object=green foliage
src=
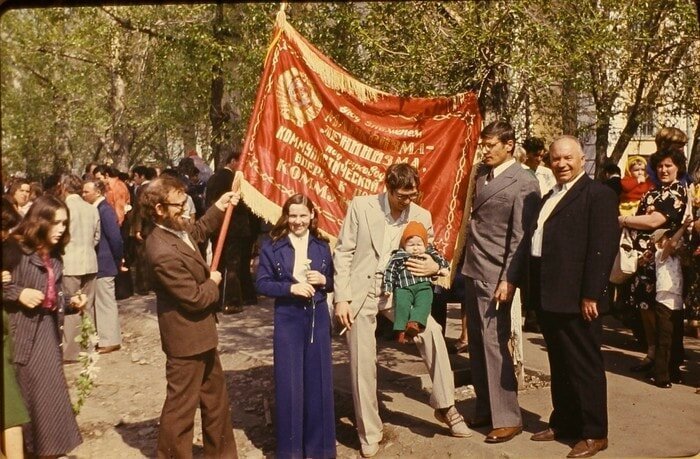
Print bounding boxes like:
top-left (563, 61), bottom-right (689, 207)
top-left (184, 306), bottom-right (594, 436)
top-left (1, 1), bottom-right (698, 178)
top-left (72, 312), bottom-right (99, 415)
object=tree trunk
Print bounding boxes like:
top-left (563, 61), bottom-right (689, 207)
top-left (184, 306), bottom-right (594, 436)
top-left (561, 77), bottom-right (578, 135)
top-left (209, 4), bottom-right (231, 169)
top-left (594, 120), bottom-right (611, 179)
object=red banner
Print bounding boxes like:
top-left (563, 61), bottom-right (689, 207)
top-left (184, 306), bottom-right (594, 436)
top-left (240, 12), bottom-right (481, 272)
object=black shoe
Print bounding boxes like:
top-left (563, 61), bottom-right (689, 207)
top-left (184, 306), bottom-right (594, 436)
top-left (222, 305), bottom-right (244, 315)
top-left (648, 376), bottom-right (672, 388)
top-left (631, 359), bottom-right (654, 372)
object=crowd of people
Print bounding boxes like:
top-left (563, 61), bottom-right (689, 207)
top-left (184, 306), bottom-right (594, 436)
top-left (2, 123), bottom-right (699, 458)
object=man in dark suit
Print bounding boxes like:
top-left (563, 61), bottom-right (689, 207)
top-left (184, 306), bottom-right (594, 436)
top-left (528, 136), bottom-right (619, 458)
top-left (142, 175), bottom-right (239, 458)
top-left (82, 179), bottom-right (123, 354)
top-left (206, 149), bottom-right (261, 313)
top-left (461, 121), bottom-right (541, 443)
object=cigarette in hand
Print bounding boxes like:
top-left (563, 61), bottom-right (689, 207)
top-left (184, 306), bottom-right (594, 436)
top-left (495, 300), bottom-right (500, 311)
top-left (339, 327), bottom-right (347, 336)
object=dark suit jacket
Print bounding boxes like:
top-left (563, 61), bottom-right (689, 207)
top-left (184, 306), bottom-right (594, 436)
top-left (144, 205), bottom-right (224, 357)
top-left (530, 175), bottom-right (620, 314)
top-left (96, 199), bottom-right (123, 278)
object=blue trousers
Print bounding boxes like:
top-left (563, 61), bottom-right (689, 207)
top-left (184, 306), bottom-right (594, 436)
top-left (274, 301), bottom-right (336, 459)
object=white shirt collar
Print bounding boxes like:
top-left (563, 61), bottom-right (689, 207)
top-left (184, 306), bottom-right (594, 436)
top-left (491, 158), bottom-right (516, 179)
top-left (92, 196), bottom-right (106, 207)
top-left (382, 192), bottom-right (409, 224)
top-left (556, 170), bottom-right (586, 192)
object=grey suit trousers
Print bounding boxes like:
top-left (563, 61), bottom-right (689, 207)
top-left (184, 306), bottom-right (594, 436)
top-left (95, 276), bottom-right (122, 347)
top-left (464, 277), bottom-right (521, 427)
top-left (62, 273), bottom-right (97, 360)
top-left (347, 275), bottom-right (455, 447)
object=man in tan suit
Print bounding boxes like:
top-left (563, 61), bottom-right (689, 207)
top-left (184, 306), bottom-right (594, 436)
top-left (142, 175), bottom-right (239, 458)
top-left (334, 163), bottom-right (471, 458)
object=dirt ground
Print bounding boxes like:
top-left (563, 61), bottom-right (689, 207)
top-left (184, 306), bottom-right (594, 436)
top-left (66, 293), bottom-right (486, 458)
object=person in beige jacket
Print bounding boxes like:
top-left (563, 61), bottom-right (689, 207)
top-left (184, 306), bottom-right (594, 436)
top-left (334, 163), bottom-right (471, 458)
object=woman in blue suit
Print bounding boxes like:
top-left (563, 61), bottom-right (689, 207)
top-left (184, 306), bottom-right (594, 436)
top-left (256, 194), bottom-right (336, 459)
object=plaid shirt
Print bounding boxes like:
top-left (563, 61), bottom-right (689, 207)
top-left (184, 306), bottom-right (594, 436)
top-left (381, 245), bottom-right (449, 293)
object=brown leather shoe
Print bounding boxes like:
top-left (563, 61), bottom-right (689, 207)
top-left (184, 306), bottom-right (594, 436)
top-left (466, 416), bottom-right (492, 428)
top-left (97, 344), bottom-right (121, 354)
top-left (567, 439), bottom-right (608, 458)
top-left (531, 427), bottom-right (556, 441)
top-left (484, 426), bottom-right (523, 443)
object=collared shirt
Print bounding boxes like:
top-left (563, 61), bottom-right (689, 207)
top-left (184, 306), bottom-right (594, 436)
top-left (155, 223), bottom-right (196, 252)
top-left (92, 196), bottom-right (106, 208)
top-left (377, 193), bottom-right (409, 273)
top-left (531, 171), bottom-right (586, 257)
top-left (485, 158), bottom-right (516, 185)
top-left (288, 230), bottom-right (310, 283)
top-left (534, 165), bottom-right (557, 195)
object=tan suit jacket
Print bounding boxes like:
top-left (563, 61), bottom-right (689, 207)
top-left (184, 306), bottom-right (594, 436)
top-left (334, 193), bottom-right (433, 313)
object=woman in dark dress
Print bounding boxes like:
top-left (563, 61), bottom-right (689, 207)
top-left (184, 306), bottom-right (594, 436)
top-left (3, 195), bottom-right (85, 457)
top-left (620, 149), bottom-right (687, 387)
top-left (256, 194), bottom-right (336, 459)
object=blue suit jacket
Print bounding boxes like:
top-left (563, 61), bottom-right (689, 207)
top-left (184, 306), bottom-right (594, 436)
top-left (256, 234), bottom-right (334, 307)
top-left (96, 199), bottom-right (123, 278)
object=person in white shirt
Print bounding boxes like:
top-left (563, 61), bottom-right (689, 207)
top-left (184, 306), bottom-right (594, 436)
top-left (523, 136), bottom-right (556, 195)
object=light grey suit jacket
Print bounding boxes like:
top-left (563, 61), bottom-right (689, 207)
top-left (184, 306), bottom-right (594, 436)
top-left (63, 193), bottom-right (101, 276)
top-left (461, 162), bottom-right (540, 286)
top-left (334, 193), bottom-right (433, 314)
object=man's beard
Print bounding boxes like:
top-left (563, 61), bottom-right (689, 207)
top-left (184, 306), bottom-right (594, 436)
top-left (161, 214), bottom-right (188, 232)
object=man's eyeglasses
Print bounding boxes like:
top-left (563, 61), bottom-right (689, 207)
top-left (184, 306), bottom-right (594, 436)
top-left (392, 191), bottom-right (419, 202)
top-left (161, 200), bottom-right (187, 210)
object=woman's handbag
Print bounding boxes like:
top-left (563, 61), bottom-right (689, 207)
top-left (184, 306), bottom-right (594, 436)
top-left (610, 228), bottom-right (638, 284)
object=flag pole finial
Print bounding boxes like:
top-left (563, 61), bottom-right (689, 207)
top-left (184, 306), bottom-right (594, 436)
top-left (276, 2), bottom-right (288, 25)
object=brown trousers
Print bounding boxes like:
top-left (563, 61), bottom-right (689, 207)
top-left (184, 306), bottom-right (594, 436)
top-left (157, 349), bottom-right (237, 459)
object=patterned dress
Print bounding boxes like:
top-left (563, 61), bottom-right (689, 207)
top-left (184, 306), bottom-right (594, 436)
top-left (628, 182), bottom-right (687, 311)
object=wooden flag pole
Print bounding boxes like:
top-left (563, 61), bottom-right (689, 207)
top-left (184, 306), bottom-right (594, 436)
top-left (210, 171), bottom-right (243, 272)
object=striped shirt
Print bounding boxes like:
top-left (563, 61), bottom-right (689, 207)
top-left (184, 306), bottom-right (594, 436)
top-left (381, 245), bottom-right (449, 293)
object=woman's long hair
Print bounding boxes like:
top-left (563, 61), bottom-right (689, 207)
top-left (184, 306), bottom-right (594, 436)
top-left (11, 195), bottom-right (70, 256)
top-left (269, 194), bottom-right (327, 242)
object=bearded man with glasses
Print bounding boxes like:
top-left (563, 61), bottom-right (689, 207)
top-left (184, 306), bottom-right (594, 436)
top-left (140, 175), bottom-right (240, 458)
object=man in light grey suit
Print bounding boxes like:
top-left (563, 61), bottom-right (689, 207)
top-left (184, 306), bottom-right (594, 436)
top-left (461, 121), bottom-right (540, 443)
top-left (59, 174), bottom-right (101, 362)
top-left (334, 163), bottom-right (471, 458)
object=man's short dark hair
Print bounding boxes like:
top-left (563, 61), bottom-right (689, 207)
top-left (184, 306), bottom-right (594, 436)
top-left (224, 149), bottom-right (241, 167)
top-left (481, 121), bottom-right (515, 144)
top-left (385, 163), bottom-right (420, 191)
top-left (602, 162), bottom-right (621, 176)
top-left (93, 164), bottom-right (117, 178)
top-left (133, 165), bottom-right (157, 181)
top-left (522, 137), bottom-right (545, 155)
top-left (60, 174), bottom-right (84, 195)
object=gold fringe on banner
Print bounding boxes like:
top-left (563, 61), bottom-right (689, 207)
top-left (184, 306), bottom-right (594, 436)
top-left (274, 10), bottom-right (388, 104)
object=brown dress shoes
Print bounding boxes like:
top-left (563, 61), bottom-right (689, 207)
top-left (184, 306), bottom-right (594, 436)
top-left (97, 344), bottom-right (121, 354)
top-left (530, 427), bottom-right (557, 441)
top-left (567, 438), bottom-right (608, 458)
top-left (484, 425), bottom-right (523, 443)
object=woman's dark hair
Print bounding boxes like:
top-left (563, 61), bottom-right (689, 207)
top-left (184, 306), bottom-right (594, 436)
top-left (11, 195), bottom-right (70, 256)
top-left (269, 194), bottom-right (327, 242)
top-left (2, 196), bottom-right (22, 231)
top-left (384, 163), bottom-right (420, 192)
top-left (650, 149), bottom-right (687, 179)
top-left (7, 178), bottom-right (29, 205)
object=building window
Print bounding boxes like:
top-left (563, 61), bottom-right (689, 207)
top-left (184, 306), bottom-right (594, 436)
top-left (639, 115), bottom-right (656, 137)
